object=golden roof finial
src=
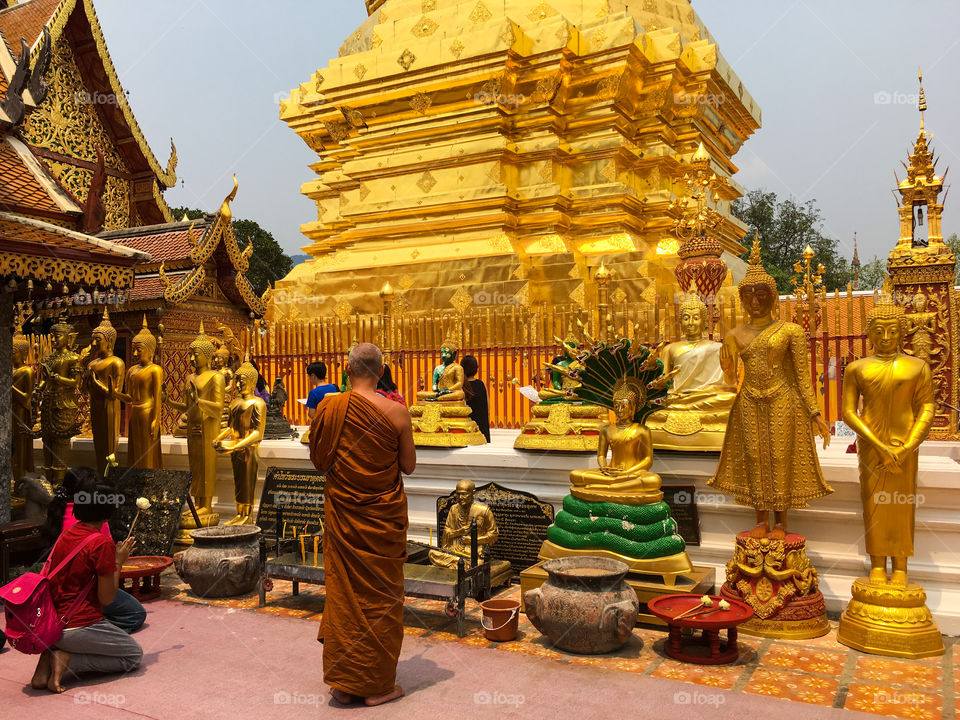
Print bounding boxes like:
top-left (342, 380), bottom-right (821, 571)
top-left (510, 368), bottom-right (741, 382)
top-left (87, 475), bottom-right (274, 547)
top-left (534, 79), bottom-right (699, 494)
top-left (918, 67), bottom-right (926, 132)
top-left (691, 141), bottom-right (709, 164)
top-left (748, 229), bottom-right (762, 266)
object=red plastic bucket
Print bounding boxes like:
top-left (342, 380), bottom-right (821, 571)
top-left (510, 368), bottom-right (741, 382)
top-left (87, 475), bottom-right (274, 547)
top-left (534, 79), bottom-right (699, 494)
top-left (479, 598), bottom-right (520, 642)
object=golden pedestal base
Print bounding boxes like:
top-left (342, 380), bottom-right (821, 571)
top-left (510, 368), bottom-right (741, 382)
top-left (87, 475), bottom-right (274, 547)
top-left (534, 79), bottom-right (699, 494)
top-left (409, 401), bottom-right (486, 447)
top-left (569, 486), bottom-right (664, 506)
top-left (538, 540), bottom-right (693, 585)
top-left (647, 410), bottom-right (728, 452)
top-left (720, 532), bottom-right (830, 640)
top-left (838, 578), bottom-right (945, 659)
top-left (520, 561), bottom-right (715, 626)
top-left (513, 403), bottom-right (606, 452)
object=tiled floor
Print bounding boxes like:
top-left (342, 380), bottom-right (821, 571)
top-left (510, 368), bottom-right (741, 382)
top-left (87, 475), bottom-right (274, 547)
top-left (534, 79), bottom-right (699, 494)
top-left (160, 572), bottom-right (956, 719)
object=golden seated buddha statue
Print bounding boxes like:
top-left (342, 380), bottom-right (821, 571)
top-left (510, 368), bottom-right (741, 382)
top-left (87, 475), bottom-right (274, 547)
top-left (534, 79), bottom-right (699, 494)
top-left (410, 337), bottom-right (485, 447)
top-left (514, 330), bottom-right (607, 451)
top-left (646, 295), bottom-right (736, 451)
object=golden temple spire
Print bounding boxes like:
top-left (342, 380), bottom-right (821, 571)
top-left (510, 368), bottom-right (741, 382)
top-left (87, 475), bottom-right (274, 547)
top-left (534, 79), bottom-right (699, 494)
top-left (918, 67), bottom-right (926, 132)
top-left (748, 229), bottom-right (762, 266)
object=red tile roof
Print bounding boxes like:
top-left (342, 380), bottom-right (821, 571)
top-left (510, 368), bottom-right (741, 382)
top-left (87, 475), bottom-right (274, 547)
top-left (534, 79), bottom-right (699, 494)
top-left (104, 221), bottom-right (211, 263)
top-left (0, 0), bottom-right (60, 58)
top-left (0, 137), bottom-right (61, 213)
top-left (128, 272), bottom-right (187, 301)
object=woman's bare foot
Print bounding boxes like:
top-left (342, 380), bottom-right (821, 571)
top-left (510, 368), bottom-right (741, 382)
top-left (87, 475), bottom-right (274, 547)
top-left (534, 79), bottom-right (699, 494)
top-left (364, 685), bottom-right (404, 706)
top-left (30, 650), bottom-right (51, 689)
top-left (330, 688), bottom-right (359, 705)
top-left (46, 649), bottom-right (69, 693)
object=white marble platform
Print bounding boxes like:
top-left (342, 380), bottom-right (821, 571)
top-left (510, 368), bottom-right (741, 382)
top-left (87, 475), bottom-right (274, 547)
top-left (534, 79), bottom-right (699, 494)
top-left (55, 430), bottom-right (960, 634)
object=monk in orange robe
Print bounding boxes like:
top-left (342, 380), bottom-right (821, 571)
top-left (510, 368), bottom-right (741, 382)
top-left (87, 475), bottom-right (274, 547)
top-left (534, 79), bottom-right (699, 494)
top-left (309, 342), bottom-right (416, 707)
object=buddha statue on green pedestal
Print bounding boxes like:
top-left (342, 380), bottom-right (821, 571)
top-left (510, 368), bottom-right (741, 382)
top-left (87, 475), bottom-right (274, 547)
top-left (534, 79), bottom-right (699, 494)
top-left (514, 329), bottom-right (608, 451)
top-left (409, 337), bottom-right (485, 446)
top-left (646, 294), bottom-right (737, 451)
top-left (538, 339), bottom-right (694, 583)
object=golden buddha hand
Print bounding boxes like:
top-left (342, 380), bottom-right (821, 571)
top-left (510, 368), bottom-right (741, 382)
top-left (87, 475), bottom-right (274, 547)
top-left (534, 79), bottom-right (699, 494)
top-left (812, 414), bottom-right (831, 449)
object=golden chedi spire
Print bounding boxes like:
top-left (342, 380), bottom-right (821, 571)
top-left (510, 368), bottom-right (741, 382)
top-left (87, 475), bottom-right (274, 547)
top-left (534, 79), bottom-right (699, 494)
top-left (274, 0), bottom-right (761, 318)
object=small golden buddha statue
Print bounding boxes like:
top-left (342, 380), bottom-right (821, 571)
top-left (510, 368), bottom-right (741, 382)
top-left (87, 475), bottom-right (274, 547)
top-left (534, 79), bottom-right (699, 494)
top-left (569, 379), bottom-right (663, 505)
top-left (429, 479), bottom-right (499, 565)
top-left (38, 316), bottom-right (86, 484)
top-left (837, 300), bottom-right (944, 658)
top-left (708, 236), bottom-right (832, 539)
top-left (83, 309), bottom-right (125, 475)
top-left (646, 295), bottom-right (737, 451)
top-left (212, 343), bottom-right (235, 428)
top-left (417, 339), bottom-right (465, 402)
top-left (409, 337), bottom-right (485, 446)
top-left (12, 325), bottom-right (35, 482)
top-left (163, 322), bottom-right (225, 522)
top-left (116, 316), bottom-right (163, 469)
top-left (514, 329), bottom-right (608, 451)
top-left (214, 358), bottom-right (266, 526)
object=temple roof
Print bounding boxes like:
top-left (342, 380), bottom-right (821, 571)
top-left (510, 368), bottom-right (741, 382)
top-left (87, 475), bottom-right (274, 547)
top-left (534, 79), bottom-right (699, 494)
top-left (0, 133), bottom-right (79, 216)
top-left (0, 0), bottom-right (177, 224)
top-left (101, 218), bottom-right (214, 267)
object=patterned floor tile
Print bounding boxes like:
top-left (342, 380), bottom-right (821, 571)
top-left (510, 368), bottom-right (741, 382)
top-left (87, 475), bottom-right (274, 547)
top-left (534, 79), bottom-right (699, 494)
top-left (845, 683), bottom-right (943, 719)
top-left (652, 659), bottom-right (745, 689)
top-left (402, 626), bottom-right (429, 637)
top-left (457, 633), bottom-right (493, 648)
top-left (855, 657), bottom-right (943, 691)
top-left (761, 643), bottom-right (847, 674)
top-left (496, 639), bottom-right (566, 660)
top-left (744, 667), bottom-right (838, 706)
top-left (254, 605), bottom-right (314, 618)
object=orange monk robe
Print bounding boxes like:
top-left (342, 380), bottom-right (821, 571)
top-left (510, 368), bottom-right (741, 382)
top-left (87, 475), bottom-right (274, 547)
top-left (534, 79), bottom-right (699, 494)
top-left (309, 391), bottom-right (408, 698)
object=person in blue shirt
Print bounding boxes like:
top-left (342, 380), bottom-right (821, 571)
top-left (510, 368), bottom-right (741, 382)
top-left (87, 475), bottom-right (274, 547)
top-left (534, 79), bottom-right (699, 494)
top-left (306, 361), bottom-right (339, 420)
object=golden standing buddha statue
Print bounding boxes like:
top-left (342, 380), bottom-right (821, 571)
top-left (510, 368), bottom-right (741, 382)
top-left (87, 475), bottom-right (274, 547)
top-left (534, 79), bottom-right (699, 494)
top-left (12, 325), bottom-right (35, 482)
top-left (164, 322), bottom-right (225, 522)
top-left (212, 343), bottom-right (236, 428)
top-left (214, 358), bottom-right (266, 526)
top-left (116, 316), bottom-right (163, 469)
top-left (83, 310), bottom-right (125, 475)
top-left (647, 295), bottom-right (737, 451)
top-left (38, 316), bottom-right (86, 484)
top-left (409, 337), bottom-right (485, 446)
top-left (708, 237), bottom-right (832, 538)
top-left (837, 301), bottom-right (943, 658)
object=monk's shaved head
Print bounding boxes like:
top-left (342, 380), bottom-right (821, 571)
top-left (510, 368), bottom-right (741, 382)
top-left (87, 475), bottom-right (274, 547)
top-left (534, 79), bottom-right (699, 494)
top-left (348, 342), bottom-right (383, 379)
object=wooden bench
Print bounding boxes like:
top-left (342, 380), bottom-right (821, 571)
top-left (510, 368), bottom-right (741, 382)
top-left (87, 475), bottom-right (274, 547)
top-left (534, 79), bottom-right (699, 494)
top-left (258, 519), bottom-right (495, 637)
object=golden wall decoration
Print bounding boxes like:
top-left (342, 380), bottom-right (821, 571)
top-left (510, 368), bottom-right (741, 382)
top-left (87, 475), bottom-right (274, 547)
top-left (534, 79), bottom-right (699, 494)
top-left (0, 252), bottom-right (135, 288)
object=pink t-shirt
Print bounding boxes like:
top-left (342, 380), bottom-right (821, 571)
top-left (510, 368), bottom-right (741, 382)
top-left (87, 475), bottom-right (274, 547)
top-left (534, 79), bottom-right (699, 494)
top-left (63, 503), bottom-right (112, 538)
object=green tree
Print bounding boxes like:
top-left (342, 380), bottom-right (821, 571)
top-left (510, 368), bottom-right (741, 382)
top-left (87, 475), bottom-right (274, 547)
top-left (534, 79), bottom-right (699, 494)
top-left (947, 233), bottom-right (960, 286)
top-left (731, 190), bottom-right (852, 293)
top-left (170, 207), bottom-right (293, 295)
top-left (856, 257), bottom-right (886, 290)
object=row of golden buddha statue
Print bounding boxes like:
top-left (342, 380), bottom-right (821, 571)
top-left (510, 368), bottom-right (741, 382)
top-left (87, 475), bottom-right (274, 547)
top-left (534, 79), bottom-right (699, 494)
top-left (12, 313), bottom-right (267, 534)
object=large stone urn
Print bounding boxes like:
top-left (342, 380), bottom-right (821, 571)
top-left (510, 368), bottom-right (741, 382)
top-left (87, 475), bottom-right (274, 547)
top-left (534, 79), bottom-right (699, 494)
top-left (523, 556), bottom-right (638, 654)
top-left (173, 525), bottom-right (261, 598)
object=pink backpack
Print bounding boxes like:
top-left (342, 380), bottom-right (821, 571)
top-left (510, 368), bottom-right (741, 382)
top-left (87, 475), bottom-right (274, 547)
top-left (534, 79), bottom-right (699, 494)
top-left (0, 534), bottom-right (98, 654)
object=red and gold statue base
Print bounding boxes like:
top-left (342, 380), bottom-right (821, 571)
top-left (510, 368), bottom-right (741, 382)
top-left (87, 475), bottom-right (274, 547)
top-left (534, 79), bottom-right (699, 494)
top-left (720, 532), bottom-right (830, 639)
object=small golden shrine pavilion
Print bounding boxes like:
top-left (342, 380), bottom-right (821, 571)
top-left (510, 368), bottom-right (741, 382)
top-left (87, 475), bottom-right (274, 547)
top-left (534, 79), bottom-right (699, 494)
top-left (273, 0), bottom-right (761, 321)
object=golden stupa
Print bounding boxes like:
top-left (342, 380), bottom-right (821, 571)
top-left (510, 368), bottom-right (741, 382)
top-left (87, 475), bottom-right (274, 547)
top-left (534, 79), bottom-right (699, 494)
top-left (273, 0), bottom-right (761, 319)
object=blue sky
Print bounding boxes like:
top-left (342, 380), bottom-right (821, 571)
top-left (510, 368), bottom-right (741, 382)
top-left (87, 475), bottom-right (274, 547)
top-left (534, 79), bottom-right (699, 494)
top-left (95, 0), bottom-right (960, 266)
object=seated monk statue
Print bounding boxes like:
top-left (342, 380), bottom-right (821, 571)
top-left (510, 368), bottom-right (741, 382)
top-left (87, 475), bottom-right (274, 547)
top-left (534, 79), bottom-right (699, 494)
top-left (646, 294), bottom-right (737, 450)
top-left (416, 338), bottom-right (464, 402)
top-left (429, 479), bottom-right (499, 566)
top-left (569, 378), bottom-right (663, 505)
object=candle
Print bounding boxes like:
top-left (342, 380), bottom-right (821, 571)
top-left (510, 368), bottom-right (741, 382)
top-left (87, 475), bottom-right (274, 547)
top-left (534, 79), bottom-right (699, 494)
top-left (282, 521), bottom-right (287, 538)
top-left (293, 526), bottom-right (297, 539)
top-left (299, 535), bottom-right (306, 564)
top-left (313, 536), bottom-right (319, 567)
